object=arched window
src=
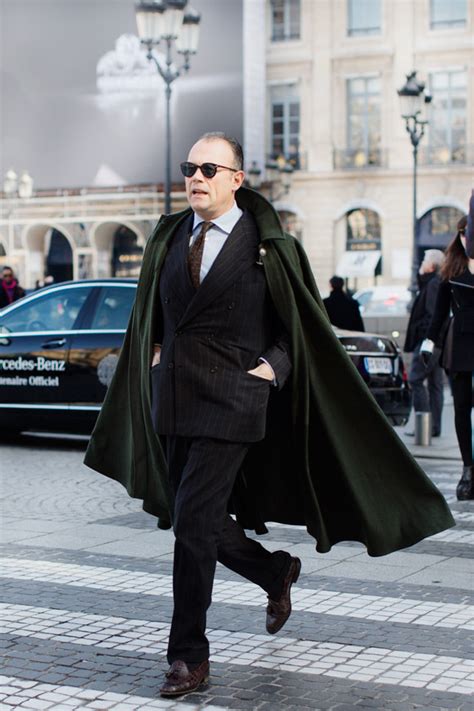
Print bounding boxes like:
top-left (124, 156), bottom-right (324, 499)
top-left (418, 207), bottom-right (464, 250)
top-left (112, 226), bottom-right (143, 277)
top-left (46, 229), bottom-right (73, 283)
top-left (337, 208), bottom-right (382, 280)
top-left (346, 208), bottom-right (381, 251)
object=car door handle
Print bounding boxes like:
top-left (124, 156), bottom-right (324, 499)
top-left (41, 338), bottom-right (66, 348)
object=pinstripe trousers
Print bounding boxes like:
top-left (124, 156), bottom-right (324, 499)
top-left (166, 435), bottom-right (292, 665)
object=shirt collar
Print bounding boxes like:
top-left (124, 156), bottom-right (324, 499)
top-left (192, 201), bottom-right (243, 235)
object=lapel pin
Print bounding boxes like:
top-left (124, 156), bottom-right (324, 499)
top-left (256, 245), bottom-right (266, 265)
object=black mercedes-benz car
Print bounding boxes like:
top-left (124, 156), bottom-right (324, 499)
top-left (334, 328), bottom-right (410, 426)
top-left (0, 279), bottom-right (410, 435)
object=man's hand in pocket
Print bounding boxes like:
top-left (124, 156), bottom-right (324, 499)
top-left (247, 362), bottom-right (274, 381)
top-left (151, 345), bottom-right (161, 368)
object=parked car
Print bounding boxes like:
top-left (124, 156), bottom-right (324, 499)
top-left (334, 328), bottom-right (411, 426)
top-left (0, 279), bottom-right (410, 435)
top-left (0, 279), bottom-right (136, 435)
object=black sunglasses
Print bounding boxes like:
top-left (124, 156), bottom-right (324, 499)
top-left (180, 161), bottom-right (239, 179)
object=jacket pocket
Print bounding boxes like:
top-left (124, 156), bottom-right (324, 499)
top-left (244, 370), bottom-right (272, 384)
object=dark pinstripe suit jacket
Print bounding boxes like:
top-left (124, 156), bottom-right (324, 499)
top-left (151, 210), bottom-right (291, 442)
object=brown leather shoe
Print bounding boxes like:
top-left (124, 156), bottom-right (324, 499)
top-left (160, 659), bottom-right (209, 697)
top-left (266, 556), bottom-right (301, 634)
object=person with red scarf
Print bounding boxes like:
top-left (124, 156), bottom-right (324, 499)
top-left (0, 266), bottom-right (25, 308)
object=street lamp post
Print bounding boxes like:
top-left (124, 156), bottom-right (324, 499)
top-left (397, 70), bottom-right (432, 299)
top-left (135, 1), bottom-right (201, 214)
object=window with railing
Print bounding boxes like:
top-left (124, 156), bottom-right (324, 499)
top-left (425, 70), bottom-right (467, 164)
top-left (338, 76), bottom-right (381, 168)
top-left (347, 0), bottom-right (381, 36)
top-left (271, 0), bottom-right (301, 41)
top-left (270, 84), bottom-right (301, 168)
top-left (430, 0), bottom-right (467, 29)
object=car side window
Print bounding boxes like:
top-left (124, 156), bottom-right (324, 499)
top-left (90, 286), bottom-right (135, 330)
top-left (0, 288), bottom-right (91, 333)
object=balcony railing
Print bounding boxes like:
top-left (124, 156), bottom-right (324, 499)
top-left (0, 187), bottom-right (165, 222)
top-left (271, 29), bottom-right (301, 41)
top-left (418, 144), bottom-right (473, 167)
top-left (267, 151), bottom-right (307, 171)
top-left (333, 147), bottom-right (387, 170)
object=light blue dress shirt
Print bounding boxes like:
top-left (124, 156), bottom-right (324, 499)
top-left (190, 202), bottom-right (276, 384)
top-left (190, 201), bottom-right (243, 283)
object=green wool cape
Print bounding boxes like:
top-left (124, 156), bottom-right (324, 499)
top-left (84, 187), bottom-right (455, 556)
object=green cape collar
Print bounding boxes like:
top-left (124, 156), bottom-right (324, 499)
top-left (157, 186), bottom-right (286, 242)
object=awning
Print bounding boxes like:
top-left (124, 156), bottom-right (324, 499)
top-left (336, 250), bottom-right (381, 278)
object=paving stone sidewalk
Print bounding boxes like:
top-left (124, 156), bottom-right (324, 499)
top-left (0, 406), bottom-right (472, 710)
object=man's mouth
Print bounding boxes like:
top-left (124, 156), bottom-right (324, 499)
top-left (191, 188), bottom-right (207, 196)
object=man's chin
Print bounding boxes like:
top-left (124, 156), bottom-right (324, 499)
top-left (190, 196), bottom-right (211, 213)
top-left (190, 196), bottom-right (207, 204)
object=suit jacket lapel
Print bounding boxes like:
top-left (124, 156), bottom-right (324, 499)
top-left (165, 214), bottom-right (195, 311)
top-left (178, 210), bottom-right (259, 328)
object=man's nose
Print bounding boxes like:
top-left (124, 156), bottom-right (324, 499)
top-left (192, 166), bottom-right (209, 180)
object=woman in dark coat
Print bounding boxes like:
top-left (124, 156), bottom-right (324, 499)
top-left (422, 215), bottom-right (474, 500)
top-left (0, 266), bottom-right (25, 308)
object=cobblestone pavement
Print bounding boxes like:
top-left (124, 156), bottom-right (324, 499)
top-left (0, 432), bottom-right (473, 710)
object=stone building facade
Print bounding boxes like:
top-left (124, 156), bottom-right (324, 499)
top-left (243, 0), bottom-right (473, 291)
top-left (2, 1), bottom-right (472, 293)
top-left (0, 188), bottom-right (187, 288)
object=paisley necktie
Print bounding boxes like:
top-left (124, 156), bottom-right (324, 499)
top-left (188, 221), bottom-right (213, 289)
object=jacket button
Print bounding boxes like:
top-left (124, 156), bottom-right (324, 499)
top-left (175, 330), bottom-right (182, 336)
top-left (168, 362), bottom-right (174, 369)
top-left (164, 297), bottom-right (170, 304)
top-left (227, 303), bottom-right (234, 310)
top-left (210, 367), bottom-right (218, 373)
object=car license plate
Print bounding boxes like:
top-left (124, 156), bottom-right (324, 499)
top-left (364, 357), bottom-right (392, 375)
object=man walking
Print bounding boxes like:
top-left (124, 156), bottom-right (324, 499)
top-left (323, 275), bottom-right (364, 331)
top-left (404, 249), bottom-right (445, 437)
top-left (0, 266), bottom-right (25, 308)
top-left (149, 133), bottom-right (298, 694)
top-left (85, 133), bottom-right (454, 698)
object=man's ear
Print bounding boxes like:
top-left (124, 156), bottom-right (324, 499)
top-left (233, 170), bottom-right (245, 191)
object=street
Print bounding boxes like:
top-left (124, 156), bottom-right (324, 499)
top-left (0, 401), bottom-right (473, 710)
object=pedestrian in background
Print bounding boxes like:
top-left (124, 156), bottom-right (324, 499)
top-left (0, 265), bottom-right (25, 308)
top-left (422, 214), bottom-right (473, 500)
top-left (404, 249), bottom-right (445, 438)
top-left (323, 275), bottom-right (365, 331)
